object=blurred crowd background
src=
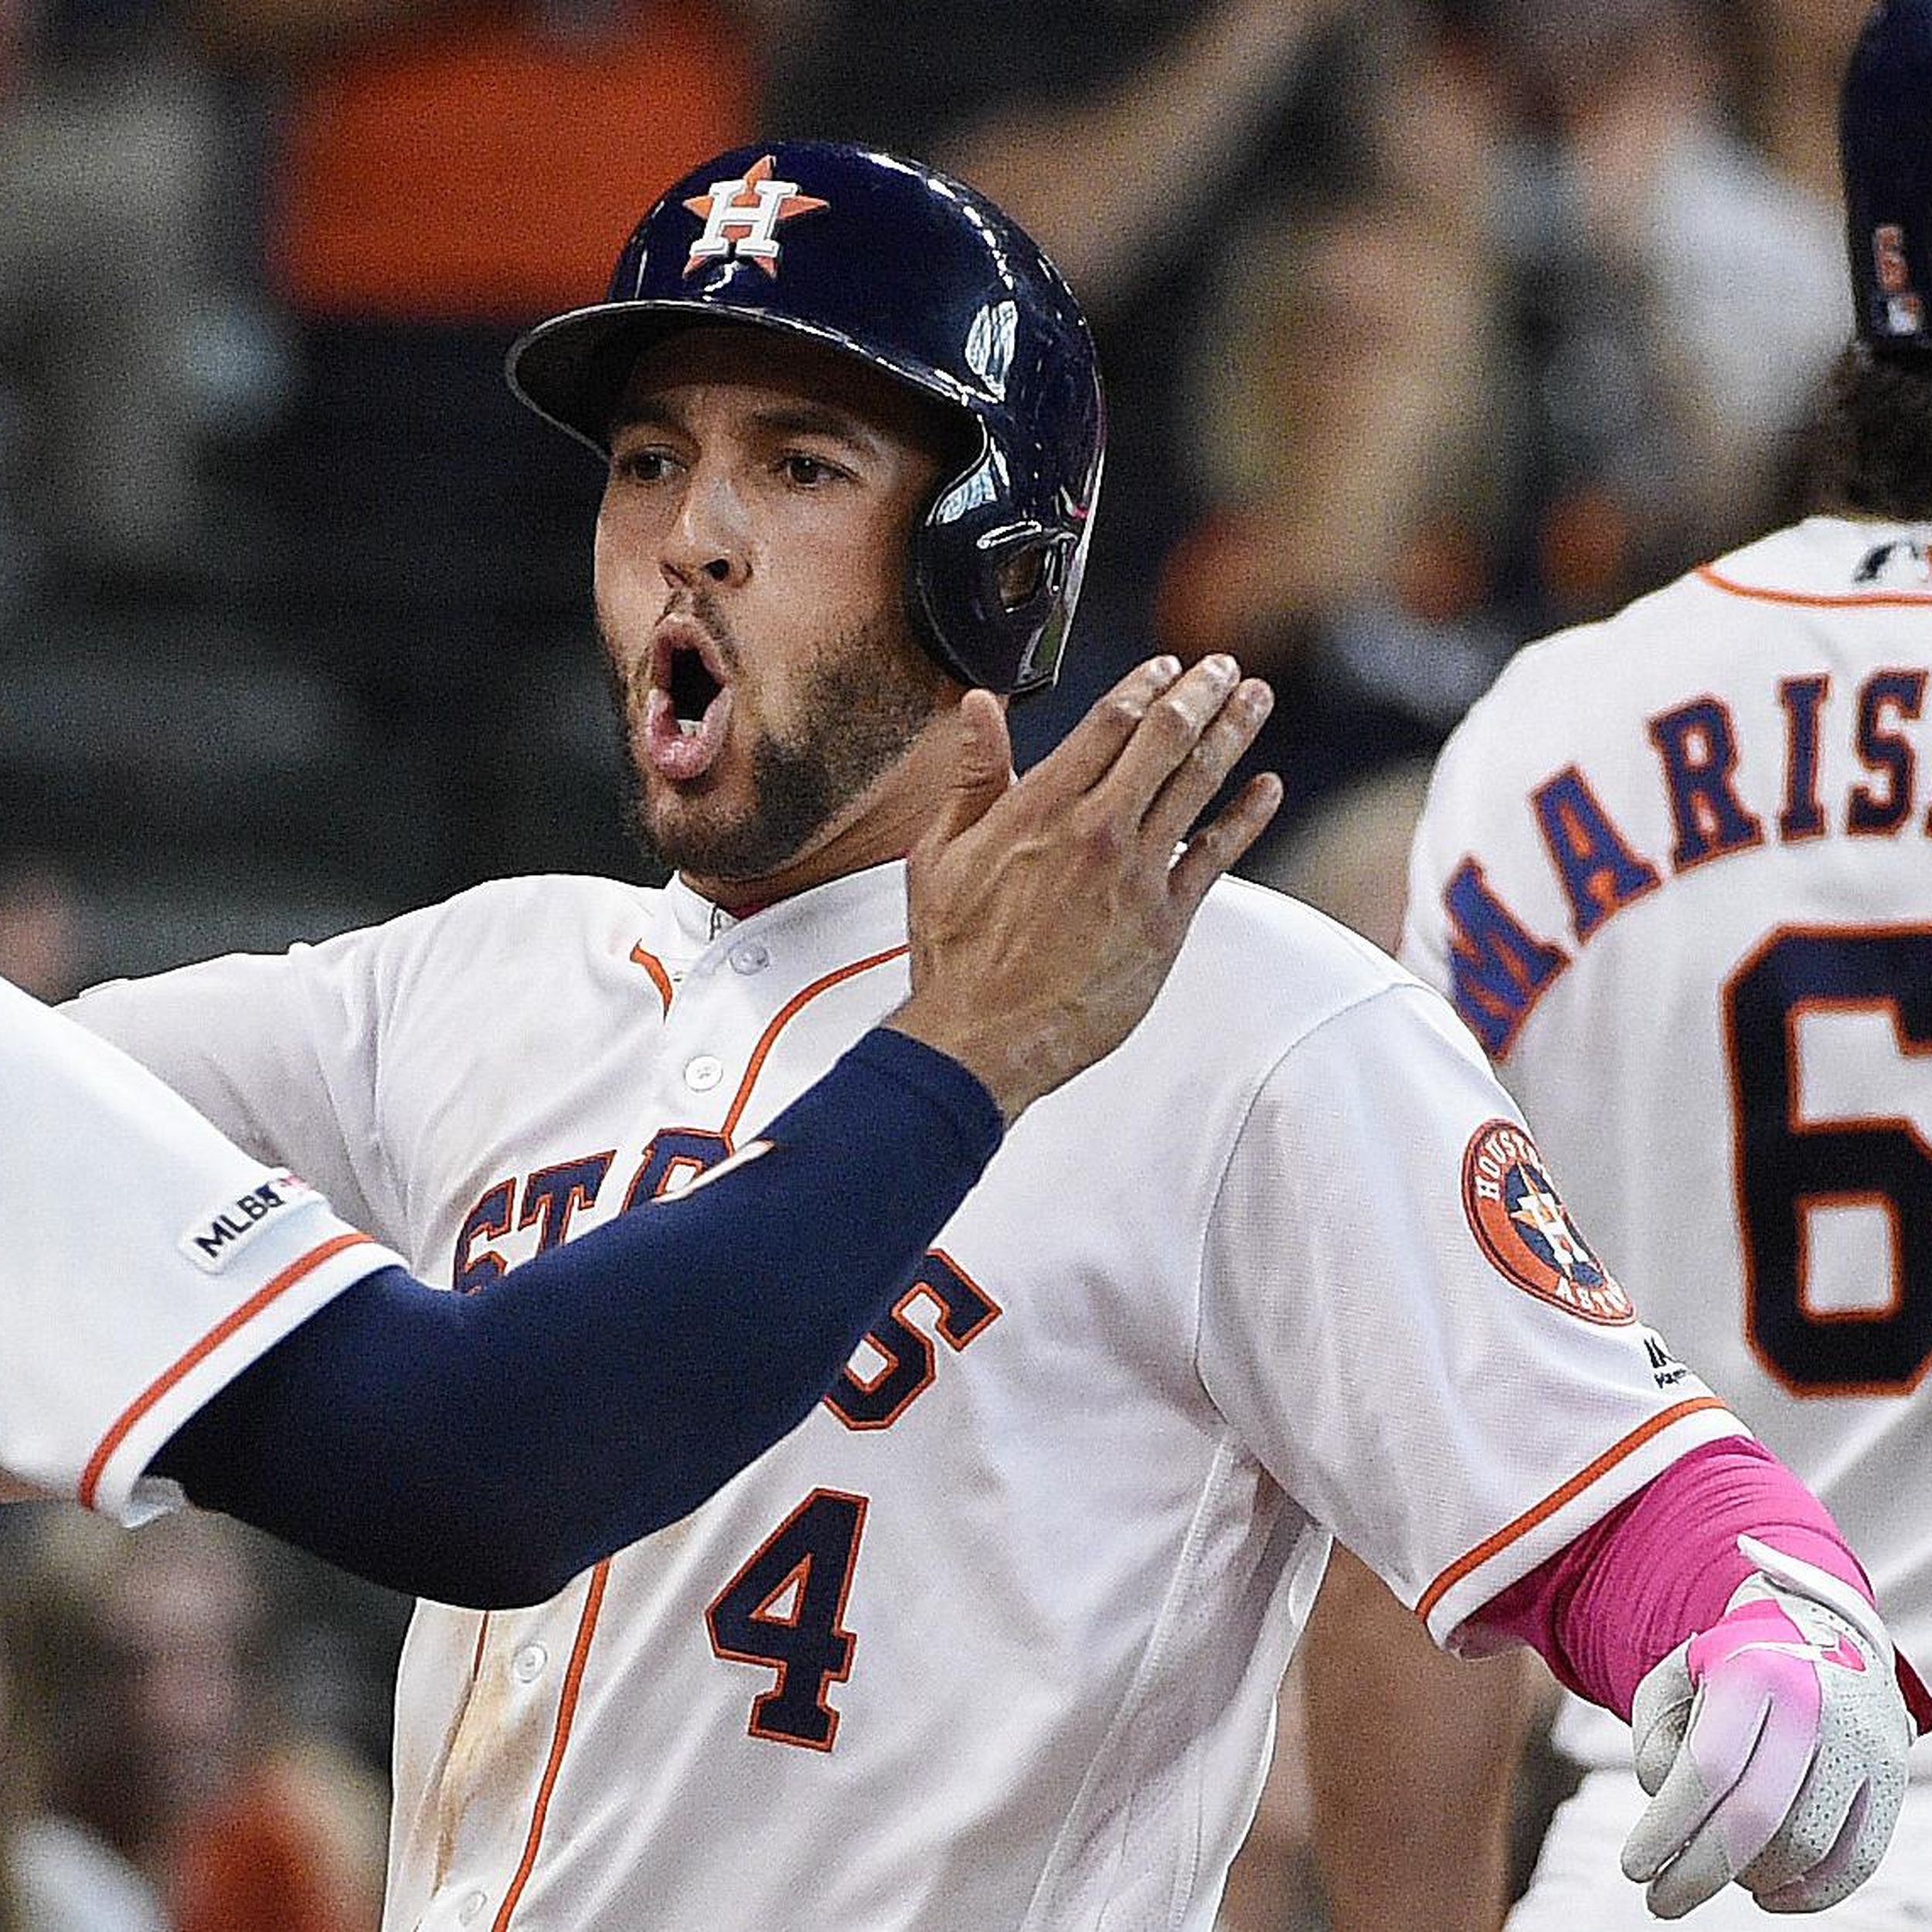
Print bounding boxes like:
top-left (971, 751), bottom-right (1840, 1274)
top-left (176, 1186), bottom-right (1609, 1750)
top-left (0, 0), bottom-right (1868, 1925)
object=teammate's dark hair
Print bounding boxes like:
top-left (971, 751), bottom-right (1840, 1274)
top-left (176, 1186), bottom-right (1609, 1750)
top-left (1808, 341), bottom-right (1932, 521)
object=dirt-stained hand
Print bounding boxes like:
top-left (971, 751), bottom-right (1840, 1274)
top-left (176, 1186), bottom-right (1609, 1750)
top-left (890, 655), bottom-right (1280, 1123)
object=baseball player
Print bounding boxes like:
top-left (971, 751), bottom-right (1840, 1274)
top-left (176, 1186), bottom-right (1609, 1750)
top-left (1391, 5), bottom-right (1932, 1923)
top-left (5, 653), bottom-right (1281, 1584)
top-left (71, 143), bottom-right (1926, 1930)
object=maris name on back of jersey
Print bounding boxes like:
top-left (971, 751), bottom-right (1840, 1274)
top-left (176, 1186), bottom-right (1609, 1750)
top-left (1412, 518), bottom-right (1932, 1063)
top-left (1403, 512), bottom-right (1932, 1738)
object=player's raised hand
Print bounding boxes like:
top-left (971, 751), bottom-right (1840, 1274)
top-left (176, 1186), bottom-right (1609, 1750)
top-left (891, 654), bottom-right (1279, 1122)
top-left (1621, 1538), bottom-right (1917, 1918)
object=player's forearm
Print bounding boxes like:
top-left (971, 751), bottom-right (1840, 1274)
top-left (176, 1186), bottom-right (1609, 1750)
top-left (153, 1028), bottom-right (1002, 1606)
top-left (1304, 1546), bottom-right (1527, 1932)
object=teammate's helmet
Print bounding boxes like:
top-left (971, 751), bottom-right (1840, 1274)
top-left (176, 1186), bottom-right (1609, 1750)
top-left (1842, 0), bottom-right (1932, 356)
top-left (508, 141), bottom-right (1105, 697)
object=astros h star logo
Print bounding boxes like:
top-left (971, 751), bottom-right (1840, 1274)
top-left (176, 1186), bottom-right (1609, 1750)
top-left (683, 156), bottom-right (829, 279)
top-left (1461, 1118), bottom-right (1636, 1325)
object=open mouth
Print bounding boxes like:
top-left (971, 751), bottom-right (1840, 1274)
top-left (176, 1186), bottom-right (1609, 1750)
top-left (643, 623), bottom-right (734, 782)
top-left (668, 646), bottom-right (722, 735)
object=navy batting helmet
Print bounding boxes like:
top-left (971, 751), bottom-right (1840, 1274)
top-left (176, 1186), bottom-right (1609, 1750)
top-left (507, 141), bottom-right (1105, 697)
top-left (1843, 0), bottom-right (1932, 355)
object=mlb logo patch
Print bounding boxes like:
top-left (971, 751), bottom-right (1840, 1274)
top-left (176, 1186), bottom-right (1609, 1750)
top-left (1461, 1119), bottom-right (1635, 1325)
top-left (179, 1170), bottom-right (320, 1274)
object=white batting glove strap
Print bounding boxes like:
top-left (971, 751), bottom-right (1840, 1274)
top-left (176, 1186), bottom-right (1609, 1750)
top-left (1731, 1536), bottom-right (1900, 1679)
top-left (1620, 1544), bottom-right (1913, 1919)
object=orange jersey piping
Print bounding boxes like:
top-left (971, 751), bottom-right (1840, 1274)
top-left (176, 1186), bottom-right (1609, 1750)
top-left (720, 943), bottom-right (910, 1141)
top-left (490, 1559), bottom-right (612, 1931)
top-left (1416, 1396), bottom-right (1732, 1627)
top-left (79, 1230), bottom-right (376, 1510)
top-left (1696, 564), bottom-right (1932, 609)
top-left (630, 944), bottom-right (674, 1016)
top-left (481, 937), bottom-right (908, 1920)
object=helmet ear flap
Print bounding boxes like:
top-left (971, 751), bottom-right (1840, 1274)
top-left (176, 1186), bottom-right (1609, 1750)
top-left (986, 530), bottom-right (1066, 623)
top-left (997, 532), bottom-right (1082, 697)
top-left (910, 521), bottom-right (1080, 695)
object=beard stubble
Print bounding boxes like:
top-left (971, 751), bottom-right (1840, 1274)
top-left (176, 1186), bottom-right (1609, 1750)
top-left (607, 597), bottom-right (952, 886)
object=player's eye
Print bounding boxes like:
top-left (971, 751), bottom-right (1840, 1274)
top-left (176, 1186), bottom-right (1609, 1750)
top-left (612, 445), bottom-right (677, 485)
top-left (780, 452), bottom-right (845, 488)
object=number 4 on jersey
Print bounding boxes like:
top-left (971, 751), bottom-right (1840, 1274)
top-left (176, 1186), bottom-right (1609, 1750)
top-left (706, 1490), bottom-right (866, 1750)
top-left (708, 1251), bottom-right (998, 1750)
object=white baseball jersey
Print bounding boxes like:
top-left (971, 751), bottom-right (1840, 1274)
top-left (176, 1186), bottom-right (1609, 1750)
top-left (73, 863), bottom-right (1742, 1931)
top-left (1405, 515), bottom-right (1932, 1787)
top-left (0, 972), bottom-right (398, 1523)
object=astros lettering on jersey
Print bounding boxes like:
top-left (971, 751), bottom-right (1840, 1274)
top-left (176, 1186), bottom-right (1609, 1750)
top-left (1404, 515), bottom-right (1932, 1795)
top-left (74, 856), bottom-right (1742, 1930)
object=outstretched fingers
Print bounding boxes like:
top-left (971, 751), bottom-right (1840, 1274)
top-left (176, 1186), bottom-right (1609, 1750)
top-left (1080, 652), bottom-right (1279, 918)
top-left (1088, 654), bottom-right (1247, 827)
top-left (1141, 675), bottom-right (1275, 857)
top-left (1016, 655), bottom-right (1184, 805)
top-left (1166, 773), bottom-right (1283, 913)
top-left (892, 651), bottom-right (1277, 1124)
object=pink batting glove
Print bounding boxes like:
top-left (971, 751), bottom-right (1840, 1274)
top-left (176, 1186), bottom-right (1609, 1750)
top-left (1621, 1538), bottom-right (1913, 1918)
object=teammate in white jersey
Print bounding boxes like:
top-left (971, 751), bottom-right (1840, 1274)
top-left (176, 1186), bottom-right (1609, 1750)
top-left (5, 651), bottom-right (1281, 1567)
top-left (1388, 5), bottom-right (1932, 1924)
top-left (71, 142), bottom-right (1924, 1930)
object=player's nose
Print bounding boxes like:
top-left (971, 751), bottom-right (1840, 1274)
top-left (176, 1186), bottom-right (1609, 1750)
top-left (658, 465), bottom-right (750, 591)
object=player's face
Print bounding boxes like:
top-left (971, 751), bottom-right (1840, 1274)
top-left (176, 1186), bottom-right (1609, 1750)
top-left (595, 323), bottom-right (964, 900)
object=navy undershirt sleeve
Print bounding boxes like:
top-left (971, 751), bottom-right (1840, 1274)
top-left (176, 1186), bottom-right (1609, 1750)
top-left (151, 1027), bottom-right (1002, 1607)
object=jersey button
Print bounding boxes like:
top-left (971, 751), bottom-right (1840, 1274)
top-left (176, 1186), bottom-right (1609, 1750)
top-left (729, 942), bottom-right (770, 975)
top-left (457, 1890), bottom-right (488, 1926)
top-left (512, 1642), bottom-right (548, 1684)
top-left (685, 1054), bottom-right (724, 1092)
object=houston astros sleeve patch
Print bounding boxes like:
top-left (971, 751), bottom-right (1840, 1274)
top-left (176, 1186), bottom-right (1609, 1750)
top-left (1461, 1119), bottom-right (1636, 1325)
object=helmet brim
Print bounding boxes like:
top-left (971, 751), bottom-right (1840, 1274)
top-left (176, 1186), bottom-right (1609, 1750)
top-left (506, 298), bottom-right (982, 457)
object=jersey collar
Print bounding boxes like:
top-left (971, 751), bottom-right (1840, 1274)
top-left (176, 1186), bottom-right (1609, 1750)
top-left (665, 859), bottom-right (910, 959)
